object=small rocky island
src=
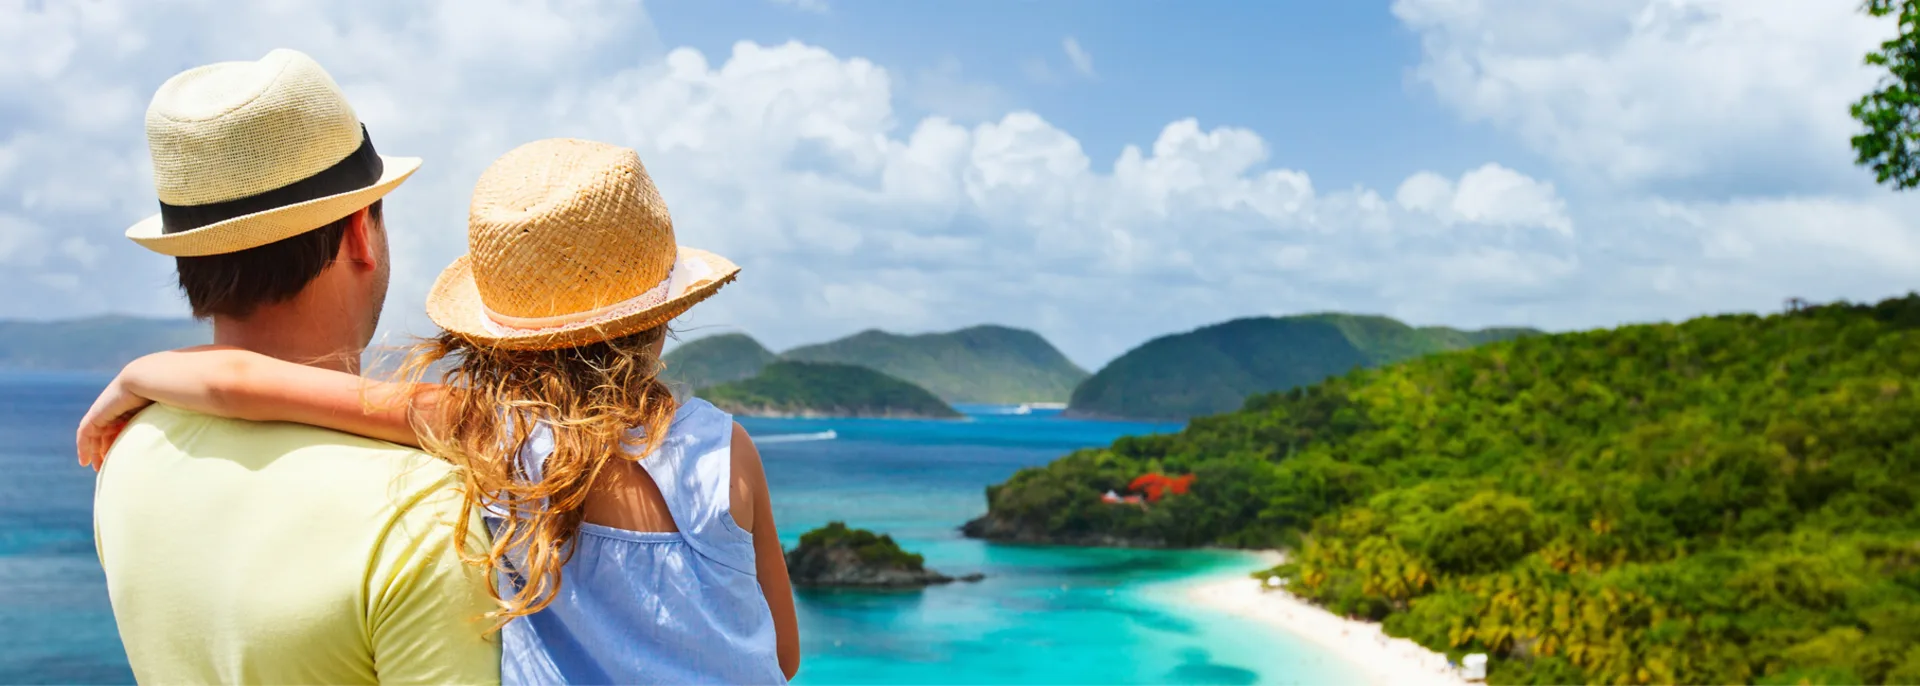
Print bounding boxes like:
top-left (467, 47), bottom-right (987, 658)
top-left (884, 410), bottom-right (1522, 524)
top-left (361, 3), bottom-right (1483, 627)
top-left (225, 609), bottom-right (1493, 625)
top-left (702, 361), bottom-right (963, 419)
top-left (786, 522), bottom-right (984, 588)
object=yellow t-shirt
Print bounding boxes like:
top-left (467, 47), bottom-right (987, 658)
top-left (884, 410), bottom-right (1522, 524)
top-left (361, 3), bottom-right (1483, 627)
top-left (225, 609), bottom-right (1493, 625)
top-left (93, 404), bottom-right (500, 684)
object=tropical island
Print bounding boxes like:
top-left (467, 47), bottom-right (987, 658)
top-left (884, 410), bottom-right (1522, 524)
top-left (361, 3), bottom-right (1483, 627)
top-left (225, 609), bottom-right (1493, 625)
top-left (662, 324), bottom-right (1093, 417)
top-left (660, 332), bottom-right (777, 390)
top-left (667, 325), bottom-right (1089, 405)
top-left (786, 522), bottom-right (983, 588)
top-left (967, 294), bottom-right (1920, 684)
top-left (782, 325), bottom-right (1089, 404)
top-left (701, 361), bottom-right (962, 419)
top-left (1067, 313), bottom-right (1536, 420)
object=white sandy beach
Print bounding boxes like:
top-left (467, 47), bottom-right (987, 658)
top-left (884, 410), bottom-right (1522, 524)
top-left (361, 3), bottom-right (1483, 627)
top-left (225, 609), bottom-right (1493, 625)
top-left (1185, 553), bottom-right (1469, 686)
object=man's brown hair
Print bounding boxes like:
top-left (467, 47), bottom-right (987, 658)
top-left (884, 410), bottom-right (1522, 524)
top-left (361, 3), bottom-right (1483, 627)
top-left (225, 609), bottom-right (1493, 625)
top-left (174, 200), bottom-right (381, 319)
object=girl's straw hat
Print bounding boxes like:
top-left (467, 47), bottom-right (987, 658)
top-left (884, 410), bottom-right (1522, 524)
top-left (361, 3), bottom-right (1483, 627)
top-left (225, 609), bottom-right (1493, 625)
top-left (127, 49), bottom-right (420, 256)
top-left (426, 138), bottom-right (738, 350)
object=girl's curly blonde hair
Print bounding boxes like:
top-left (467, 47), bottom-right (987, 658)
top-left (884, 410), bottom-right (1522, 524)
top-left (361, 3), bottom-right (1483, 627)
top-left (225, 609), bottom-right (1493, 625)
top-left (399, 325), bottom-right (678, 627)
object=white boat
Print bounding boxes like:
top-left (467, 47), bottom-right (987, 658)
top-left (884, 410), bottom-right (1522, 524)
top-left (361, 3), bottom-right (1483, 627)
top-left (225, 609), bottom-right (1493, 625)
top-left (971, 402), bottom-right (1066, 416)
top-left (756, 429), bottom-right (838, 444)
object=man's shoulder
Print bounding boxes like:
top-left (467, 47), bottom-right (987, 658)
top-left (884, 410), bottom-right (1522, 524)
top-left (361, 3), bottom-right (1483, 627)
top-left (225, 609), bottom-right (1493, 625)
top-left (129, 402), bottom-right (416, 448)
top-left (117, 404), bottom-right (453, 480)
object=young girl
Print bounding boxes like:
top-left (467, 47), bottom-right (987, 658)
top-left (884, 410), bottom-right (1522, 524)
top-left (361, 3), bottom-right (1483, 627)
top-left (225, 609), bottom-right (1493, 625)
top-left (77, 138), bottom-right (799, 684)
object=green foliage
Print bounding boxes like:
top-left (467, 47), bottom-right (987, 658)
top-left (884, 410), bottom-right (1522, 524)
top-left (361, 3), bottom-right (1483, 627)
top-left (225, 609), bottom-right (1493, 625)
top-left (0, 316), bottom-right (209, 371)
top-left (796, 521), bottom-right (926, 570)
top-left (984, 294), bottom-right (1920, 684)
top-left (1417, 492), bottom-right (1549, 576)
top-left (1308, 313), bottom-right (1538, 367)
top-left (662, 333), bottom-right (777, 389)
top-left (1068, 313), bottom-right (1535, 420)
top-left (1853, 0), bottom-right (1920, 189)
top-left (780, 325), bottom-right (1088, 404)
top-left (702, 361), bottom-right (961, 418)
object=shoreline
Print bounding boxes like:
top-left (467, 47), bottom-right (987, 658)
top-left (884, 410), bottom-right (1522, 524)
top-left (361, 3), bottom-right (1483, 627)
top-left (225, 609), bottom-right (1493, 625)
top-left (1184, 552), bottom-right (1468, 686)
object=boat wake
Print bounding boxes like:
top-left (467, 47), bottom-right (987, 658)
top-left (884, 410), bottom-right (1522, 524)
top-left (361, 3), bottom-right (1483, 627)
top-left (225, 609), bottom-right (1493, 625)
top-left (755, 429), bottom-right (839, 444)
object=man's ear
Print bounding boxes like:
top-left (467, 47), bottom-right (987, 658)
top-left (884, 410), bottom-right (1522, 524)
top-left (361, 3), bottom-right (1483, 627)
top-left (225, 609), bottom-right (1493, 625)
top-left (338, 207), bottom-right (379, 271)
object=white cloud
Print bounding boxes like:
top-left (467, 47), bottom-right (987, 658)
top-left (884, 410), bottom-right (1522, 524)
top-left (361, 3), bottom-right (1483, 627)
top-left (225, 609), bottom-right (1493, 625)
top-left (1666, 195), bottom-right (1920, 274)
top-left (0, 0), bottom-right (1914, 369)
top-left (0, 214), bottom-right (47, 267)
top-left (1397, 164), bottom-right (1572, 234)
top-left (1062, 37), bottom-right (1095, 78)
top-left (1395, 171), bottom-right (1453, 215)
top-left (1127, 120), bottom-right (1312, 215)
top-left (58, 237), bottom-right (102, 268)
top-left (1027, 38), bottom-right (1096, 84)
top-left (1394, 0), bottom-right (1891, 195)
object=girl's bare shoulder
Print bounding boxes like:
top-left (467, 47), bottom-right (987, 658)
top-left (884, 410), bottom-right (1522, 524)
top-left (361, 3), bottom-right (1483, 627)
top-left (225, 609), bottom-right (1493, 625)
top-left (728, 421), bottom-right (765, 529)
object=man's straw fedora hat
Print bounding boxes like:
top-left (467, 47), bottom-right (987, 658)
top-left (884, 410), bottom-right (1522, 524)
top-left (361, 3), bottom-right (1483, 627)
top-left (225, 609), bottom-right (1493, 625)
top-left (127, 49), bottom-right (420, 257)
top-left (426, 138), bottom-right (739, 351)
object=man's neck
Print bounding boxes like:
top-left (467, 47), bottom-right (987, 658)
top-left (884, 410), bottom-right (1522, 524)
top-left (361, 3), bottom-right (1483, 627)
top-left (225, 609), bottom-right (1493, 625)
top-left (211, 303), bottom-right (365, 375)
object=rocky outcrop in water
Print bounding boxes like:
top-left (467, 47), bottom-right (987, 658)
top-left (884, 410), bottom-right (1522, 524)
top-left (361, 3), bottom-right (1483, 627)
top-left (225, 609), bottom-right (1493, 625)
top-left (786, 522), bottom-right (984, 588)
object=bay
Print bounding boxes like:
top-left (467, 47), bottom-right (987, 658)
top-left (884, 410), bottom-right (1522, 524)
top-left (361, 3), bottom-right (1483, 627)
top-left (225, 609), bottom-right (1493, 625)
top-left (0, 375), bottom-right (1356, 684)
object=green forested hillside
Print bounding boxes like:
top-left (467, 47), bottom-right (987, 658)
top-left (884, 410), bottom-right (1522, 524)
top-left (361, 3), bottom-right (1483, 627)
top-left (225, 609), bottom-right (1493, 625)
top-left (781, 325), bottom-right (1087, 404)
top-left (0, 316), bottom-right (208, 371)
top-left (1067, 314), bottom-right (1535, 420)
top-left (1306, 313), bottom-right (1540, 365)
top-left (703, 361), bottom-right (961, 419)
top-left (663, 332), bottom-right (776, 389)
top-left (969, 295), bottom-right (1920, 684)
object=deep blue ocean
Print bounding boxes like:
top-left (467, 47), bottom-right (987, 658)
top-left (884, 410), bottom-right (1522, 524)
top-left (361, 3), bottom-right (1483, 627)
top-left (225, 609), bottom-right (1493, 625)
top-left (0, 373), bottom-right (1357, 684)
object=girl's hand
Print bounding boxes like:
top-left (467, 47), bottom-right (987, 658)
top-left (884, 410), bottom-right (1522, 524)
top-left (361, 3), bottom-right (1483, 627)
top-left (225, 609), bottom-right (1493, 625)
top-left (76, 376), bottom-right (154, 471)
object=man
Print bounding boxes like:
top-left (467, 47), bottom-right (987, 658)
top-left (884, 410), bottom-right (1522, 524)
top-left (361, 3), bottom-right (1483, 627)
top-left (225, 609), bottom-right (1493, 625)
top-left (91, 49), bottom-right (498, 683)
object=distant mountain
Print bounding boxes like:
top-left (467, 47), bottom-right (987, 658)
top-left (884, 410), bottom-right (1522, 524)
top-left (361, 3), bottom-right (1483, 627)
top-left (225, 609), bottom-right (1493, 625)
top-left (780, 325), bottom-right (1088, 404)
top-left (1300, 313), bottom-right (1540, 365)
top-left (703, 361), bottom-right (962, 419)
top-left (1068, 314), bottom-right (1538, 420)
top-left (0, 316), bottom-right (209, 372)
top-left (663, 333), bottom-right (776, 390)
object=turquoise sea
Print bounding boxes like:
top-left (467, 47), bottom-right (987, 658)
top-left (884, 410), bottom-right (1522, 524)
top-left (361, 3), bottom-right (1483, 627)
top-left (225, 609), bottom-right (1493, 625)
top-left (0, 373), bottom-right (1358, 684)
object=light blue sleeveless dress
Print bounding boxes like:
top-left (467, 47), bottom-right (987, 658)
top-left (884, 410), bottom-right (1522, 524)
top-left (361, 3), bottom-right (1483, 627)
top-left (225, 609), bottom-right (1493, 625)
top-left (490, 398), bottom-right (787, 685)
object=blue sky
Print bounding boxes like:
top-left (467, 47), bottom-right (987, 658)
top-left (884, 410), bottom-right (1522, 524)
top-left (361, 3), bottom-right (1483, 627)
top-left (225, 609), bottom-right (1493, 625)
top-left (650, 0), bottom-right (1541, 192)
top-left (1, 0), bottom-right (1913, 368)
